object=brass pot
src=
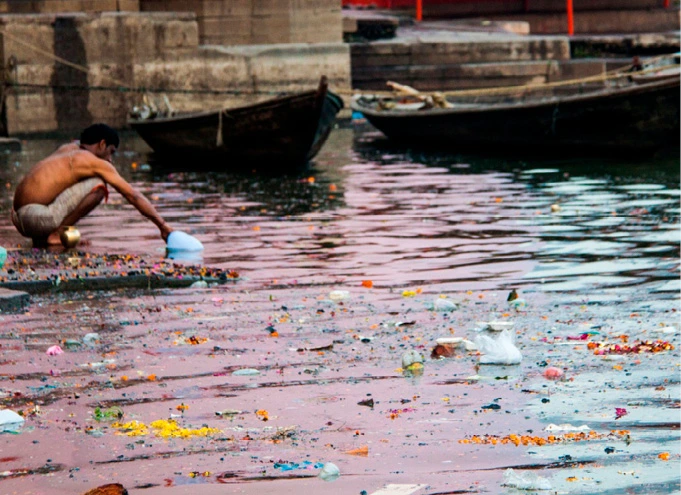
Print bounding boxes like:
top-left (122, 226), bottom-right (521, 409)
top-left (60, 226), bottom-right (81, 248)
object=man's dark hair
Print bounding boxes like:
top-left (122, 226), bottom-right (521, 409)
top-left (80, 123), bottom-right (120, 148)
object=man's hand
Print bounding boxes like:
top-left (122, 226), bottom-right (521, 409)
top-left (161, 223), bottom-right (174, 243)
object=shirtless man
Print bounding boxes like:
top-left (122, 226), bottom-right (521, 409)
top-left (12, 123), bottom-right (173, 247)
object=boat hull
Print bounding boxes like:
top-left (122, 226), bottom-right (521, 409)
top-left (353, 78), bottom-right (680, 152)
top-left (130, 83), bottom-right (344, 173)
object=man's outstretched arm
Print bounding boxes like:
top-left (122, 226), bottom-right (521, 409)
top-left (83, 158), bottom-right (173, 241)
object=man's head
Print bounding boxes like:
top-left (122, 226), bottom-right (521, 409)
top-left (80, 124), bottom-right (119, 162)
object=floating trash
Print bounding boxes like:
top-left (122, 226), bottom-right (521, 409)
top-left (401, 350), bottom-right (424, 369)
top-left (46, 345), bottom-right (64, 356)
top-left (459, 430), bottom-right (628, 446)
top-left (431, 298), bottom-right (457, 312)
top-left (83, 333), bottom-right (100, 346)
top-left (542, 367), bottom-right (564, 380)
top-left (503, 468), bottom-right (552, 490)
top-left (475, 330), bottom-right (522, 365)
top-left (93, 407), bottom-right (123, 421)
top-left (544, 423), bottom-right (590, 432)
top-left (0, 409), bottom-right (24, 433)
top-left (232, 368), bottom-right (260, 376)
top-left (476, 321), bottom-right (514, 332)
top-left (215, 409), bottom-right (242, 417)
top-left (328, 290), bottom-right (350, 302)
top-left (274, 460), bottom-right (324, 471)
top-left (588, 340), bottom-right (674, 355)
top-left (318, 462), bottom-right (340, 481)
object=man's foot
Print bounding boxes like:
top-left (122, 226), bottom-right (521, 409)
top-left (47, 232), bottom-right (63, 245)
top-left (32, 233), bottom-right (63, 248)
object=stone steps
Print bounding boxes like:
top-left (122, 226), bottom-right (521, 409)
top-left (478, 8), bottom-right (679, 35)
top-left (352, 58), bottom-right (606, 91)
top-left (350, 36), bottom-right (611, 90)
top-left (351, 36), bottom-right (570, 66)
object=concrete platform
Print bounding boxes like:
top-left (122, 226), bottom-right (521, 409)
top-left (0, 287), bottom-right (29, 313)
top-left (0, 250), bottom-right (237, 295)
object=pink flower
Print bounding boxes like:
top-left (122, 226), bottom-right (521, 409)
top-left (46, 345), bottom-right (63, 356)
top-left (615, 407), bottom-right (628, 419)
top-left (543, 367), bottom-right (564, 380)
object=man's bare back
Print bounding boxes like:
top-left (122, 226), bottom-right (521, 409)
top-left (13, 143), bottom-right (88, 209)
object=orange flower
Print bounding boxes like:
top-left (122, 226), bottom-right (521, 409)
top-left (361, 280), bottom-right (373, 288)
top-left (147, 374), bottom-right (157, 381)
top-left (658, 452), bottom-right (670, 461)
top-left (176, 403), bottom-right (189, 412)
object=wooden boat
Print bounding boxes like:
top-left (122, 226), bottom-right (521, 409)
top-left (630, 53), bottom-right (680, 85)
top-left (352, 77), bottom-right (680, 152)
top-left (129, 76), bottom-right (344, 172)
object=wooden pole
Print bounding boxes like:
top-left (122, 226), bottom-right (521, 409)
top-left (566, 0), bottom-right (574, 35)
top-left (416, 0), bottom-right (422, 22)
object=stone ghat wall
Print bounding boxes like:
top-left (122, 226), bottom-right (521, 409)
top-left (139, 0), bottom-right (342, 46)
top-left (0, 12), bottom-right (351, 135)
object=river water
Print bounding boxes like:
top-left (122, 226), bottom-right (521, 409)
top-left (0, 125), bottom-right (678, 495)
top-left (0, 124), bottom-right (678, 298)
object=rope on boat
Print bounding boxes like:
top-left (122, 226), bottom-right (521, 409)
top-left (216, 111), bottom-right (223, 147)
top-left (0, 27), bottom-right (678, 99)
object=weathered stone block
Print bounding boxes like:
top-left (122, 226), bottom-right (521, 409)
top-left (290, 7), bottom-right (341, 43)
top-left (251, 15), bottom-right (291, 44)
top-left (0, 18), bottom-right (57, 65)
top-left (546, 59), bottom-right (606, 82)
top-left (199, 15), bottom-right (253, 44)
top-left (253, 0), bottom-right (291, 17)
top-left (200, 0), bottom-right (252, 17)
top-left (5, 92), bottom-right (59, 134)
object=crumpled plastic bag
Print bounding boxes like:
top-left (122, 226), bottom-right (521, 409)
top-left (0, 409), bottom-right (25, 433)
top-left (502, 468), bottom-right (552, 490)
top-left (474, 330), bottom-right (522, 365)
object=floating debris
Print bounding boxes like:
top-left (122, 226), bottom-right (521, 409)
top-left (111, 419), bottom-right (220, 438)
top-left (588, 340), bottom-right (674, 355)
top-left (459, 430), bottom-right (629, 446)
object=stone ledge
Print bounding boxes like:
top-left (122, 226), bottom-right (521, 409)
top-left (0, 138), bottom-right (21, 151)
top-left (0, 274), bottom-right (229, 294)
top-left (0, 287), bottom-right (30, 313)
top-left (0, 251), bottom-right (238, 296)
